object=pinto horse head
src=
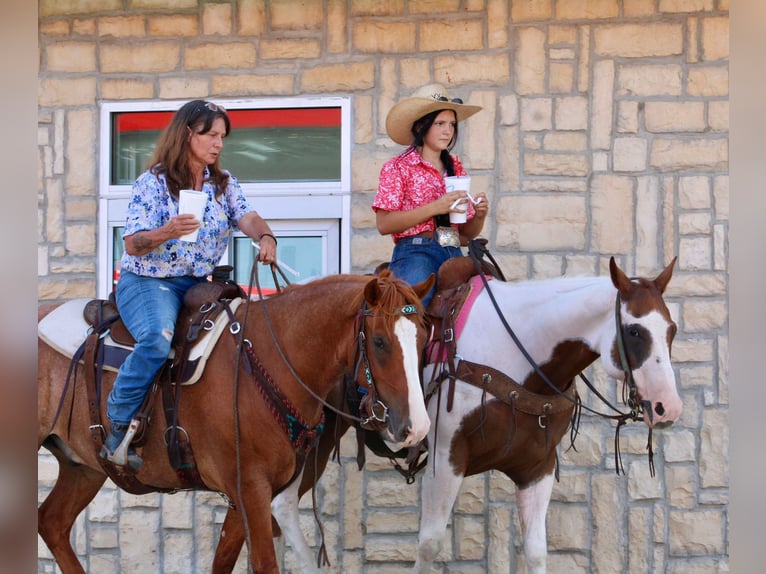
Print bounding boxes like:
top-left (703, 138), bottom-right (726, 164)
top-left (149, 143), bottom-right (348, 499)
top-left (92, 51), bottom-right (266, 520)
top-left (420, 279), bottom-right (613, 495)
top-left (356, 270), bottom-right (434, 447)
top-left (606, 257), bottom-right (682, 429)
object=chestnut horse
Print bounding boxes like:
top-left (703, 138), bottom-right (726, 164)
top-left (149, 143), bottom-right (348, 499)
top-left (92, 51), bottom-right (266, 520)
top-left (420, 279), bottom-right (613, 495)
top-left (37, 271), bottom-right (432, 574)
top-left (212, 257), bottom-right (683, 574)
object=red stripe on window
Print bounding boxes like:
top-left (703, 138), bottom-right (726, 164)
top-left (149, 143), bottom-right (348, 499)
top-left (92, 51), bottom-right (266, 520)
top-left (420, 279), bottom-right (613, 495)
top-left (116, 108), bottom-right (341, 132)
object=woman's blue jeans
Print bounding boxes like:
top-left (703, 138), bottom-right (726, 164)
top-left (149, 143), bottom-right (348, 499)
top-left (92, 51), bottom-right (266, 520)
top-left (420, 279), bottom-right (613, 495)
top-left (388, 236), bottom-right (462, 307)
top-left (106, 271), bottom-right (204, 425)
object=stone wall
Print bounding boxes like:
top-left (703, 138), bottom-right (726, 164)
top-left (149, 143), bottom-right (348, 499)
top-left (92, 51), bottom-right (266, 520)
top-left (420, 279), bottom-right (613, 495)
top-left (37, 1), bottom-right (729, 572)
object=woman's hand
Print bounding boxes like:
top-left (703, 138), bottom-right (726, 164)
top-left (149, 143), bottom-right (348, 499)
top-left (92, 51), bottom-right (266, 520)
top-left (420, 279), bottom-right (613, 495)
top-left (166, 213), bottom-right (201, 239)
top-left (256, 234), bottom-right (277, 264)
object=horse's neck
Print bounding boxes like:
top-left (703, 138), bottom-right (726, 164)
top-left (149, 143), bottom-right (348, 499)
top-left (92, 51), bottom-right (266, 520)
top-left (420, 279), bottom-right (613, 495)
top-left (466, 276), bottom-right (616, 376)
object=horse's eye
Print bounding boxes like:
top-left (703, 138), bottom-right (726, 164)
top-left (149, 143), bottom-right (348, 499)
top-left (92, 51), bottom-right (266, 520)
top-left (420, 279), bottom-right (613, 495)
top-left (372, 335), bottom-right (386, 351)
top-left (628, 327), bottom-right (640, 338)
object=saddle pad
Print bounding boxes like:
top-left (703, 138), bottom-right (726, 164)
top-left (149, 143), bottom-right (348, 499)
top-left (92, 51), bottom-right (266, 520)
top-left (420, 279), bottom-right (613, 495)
top-left (38, 298), bottom-right (243, 386)
top-left (426, 274), bottom-right (488, 364)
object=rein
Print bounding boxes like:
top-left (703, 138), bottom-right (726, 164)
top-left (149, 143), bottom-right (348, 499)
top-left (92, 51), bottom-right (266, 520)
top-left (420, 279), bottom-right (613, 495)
top-left (467, 245), bottom-right (654, 475)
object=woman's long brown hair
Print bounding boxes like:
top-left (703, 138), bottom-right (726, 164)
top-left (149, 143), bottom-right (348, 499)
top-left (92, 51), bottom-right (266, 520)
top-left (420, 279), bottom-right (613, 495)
top-left (148, 99), bottom-right (232, 200)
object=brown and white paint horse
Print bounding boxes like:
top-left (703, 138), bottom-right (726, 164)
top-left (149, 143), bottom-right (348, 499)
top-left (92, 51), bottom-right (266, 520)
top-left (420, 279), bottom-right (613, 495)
top-left (413, 257), bottom-right (682, 573)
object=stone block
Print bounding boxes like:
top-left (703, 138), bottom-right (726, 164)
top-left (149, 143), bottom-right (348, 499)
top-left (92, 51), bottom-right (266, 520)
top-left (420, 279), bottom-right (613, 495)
top-left (100, 42), bottom-right (180, 73)
top-left (202, 2), bottom-right (232, 35)
top-left (550, 61), bottom-right (574, 92)
top-left (543, 132), bottom-right (587, 151)
top-left (687, 66), bottom-right (729, 96)
top-left (66, 109), bottom-right (97, 196)
top-left (185, 42), bottom-right (256, 70)
top-left (158, 77), bottom-right (208, 99)
top-left (682, 299), bottom-right (726, 332)
top-left (148, 14), bottom-right (198, 36)
top-left (594, 23), bottom-right (683, 57)
top-left (591, 174), bottom-right (635, 253)
top-left (270, 0), bottom-right (324, 29)
top-left (510, 0), bottom-right (552, 22)
top-left (613, 137), bottom-right (648, 172)
top-left (645, 101), bottom-right (706, 133)
top-left (496, 195), bottom-right (587, 251)
top-left (592, 59), bottom-right (615, 149)
top-left (212, 74), bottom-right (294, 95)
top-left (46, 42), bottom-right (97, 72)
top-left (420, 19), bottom-right (484, 52)
top-left (617, 64), bottom-right (683, 96)
top-left (624, 0), bottom-right (657, 16)
top-left (701, 16), bottom-right (729, 61)
top-left (301, 61), bottom-right (375, 92)
top-left (659, 0), bottom-right (715, 13)
top-left (515, 27), bottom-right (546, 94)
top-left (260, 38), bottom-right (322, 59)
top-left (558, 0), bottom-right (619, 19)
top-left (98, 15), bottom-right (146, 38)
top-left (668, 510), bottom-right (725, 555)
top-left (699, 408), bottom-right (728, 488)
top-left (40, 0), bottom-right (121, 16)
top-left (237, 0), bottom-right (265, 35)
top-left (39, 77), bottom-right (98, 107)
top-left (679, 176), bottom-right (711, 209)
top-left (102, 78), bottom-right (155, 99)
top-left (524, 152), bottom-right (589, 176)
top-left (708, 100), bottom-right (729, 131)
top-left (592, 474), bottom-right (626, 568)
top-left (678, 212), bottom-right (711, 235)
top-left (679, 236), bottom-right (712, 270)
top-left (650, 138), bottom-right (728, 171)
top-left (555, 96), bottom-right (588, 131)
top-left (353, 21), bottom-right (416, 53)
top-left (521, 97), bottom-right (552, 132)
top-left (434, 53), bottom-right (510, 85)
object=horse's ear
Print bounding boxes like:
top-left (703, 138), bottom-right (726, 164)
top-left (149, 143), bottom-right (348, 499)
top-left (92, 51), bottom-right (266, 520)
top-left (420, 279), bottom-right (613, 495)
top-left (364, 275), bottom-right (383, 305)
top-left (609, 256), bottom-right (632, 293)
top-left (654, 256), bottom-right (677, 294)
top-left (411, 274), bottom-right (435, 301)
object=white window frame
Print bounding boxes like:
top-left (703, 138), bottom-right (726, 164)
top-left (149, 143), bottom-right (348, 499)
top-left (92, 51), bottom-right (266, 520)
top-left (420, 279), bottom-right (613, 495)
top-left (97, 97), bottom-right (352, 299)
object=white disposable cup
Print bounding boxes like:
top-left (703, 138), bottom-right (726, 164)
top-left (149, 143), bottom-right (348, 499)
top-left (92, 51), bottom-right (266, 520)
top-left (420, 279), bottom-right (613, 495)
top-left (178, 189), bottom-right (207, 242)
top-left (449, 198), bottom-right (469, 224)
top-left (444, 175), bottom-right (471, 194)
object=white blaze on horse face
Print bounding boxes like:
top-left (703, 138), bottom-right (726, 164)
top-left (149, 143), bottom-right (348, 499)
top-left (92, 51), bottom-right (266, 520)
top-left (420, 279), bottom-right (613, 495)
top-left (393, 316), bottom-right (430, 446)
top-left (624, 308), bottom-right (683, 426)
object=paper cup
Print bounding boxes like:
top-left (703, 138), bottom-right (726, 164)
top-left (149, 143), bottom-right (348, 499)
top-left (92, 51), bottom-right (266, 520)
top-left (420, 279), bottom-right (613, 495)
top-left (449, 198), bottom-right (469, 224)
top-left (444, 175), bottom-right (471, 194)
top-left (178, 189), bottom-right (207, 242)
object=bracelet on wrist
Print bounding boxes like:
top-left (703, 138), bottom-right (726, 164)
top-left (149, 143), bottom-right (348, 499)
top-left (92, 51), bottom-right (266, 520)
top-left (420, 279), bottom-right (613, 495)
top-left (257, 232), bottom-right (278, 245)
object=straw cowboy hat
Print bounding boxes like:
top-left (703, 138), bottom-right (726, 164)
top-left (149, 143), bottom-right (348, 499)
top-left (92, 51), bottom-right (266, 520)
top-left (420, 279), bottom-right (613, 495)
top-left (385, 83), bottom-right (483, 146)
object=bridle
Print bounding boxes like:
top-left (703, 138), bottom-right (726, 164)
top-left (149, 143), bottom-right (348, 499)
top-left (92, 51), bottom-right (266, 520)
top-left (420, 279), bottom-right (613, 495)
top-left (352, 302), bottom-right (423, 430)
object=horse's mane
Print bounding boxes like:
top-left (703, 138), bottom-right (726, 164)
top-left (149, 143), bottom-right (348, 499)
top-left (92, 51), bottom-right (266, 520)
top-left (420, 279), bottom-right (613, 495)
top-left (264, 270), bottom-right (426, 327)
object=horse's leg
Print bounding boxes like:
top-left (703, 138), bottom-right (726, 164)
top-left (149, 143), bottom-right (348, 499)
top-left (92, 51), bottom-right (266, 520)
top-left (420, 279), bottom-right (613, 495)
top-left (38, 452), bottom-right (107, 574)
top-left (516, 472), bottom-right (555, 574)
top-left (211, 508), bottom-right (246, 574)
top-left (412, 462), bottom-right (466, 573)
top-left (271, 472), bottom-right (323, 574)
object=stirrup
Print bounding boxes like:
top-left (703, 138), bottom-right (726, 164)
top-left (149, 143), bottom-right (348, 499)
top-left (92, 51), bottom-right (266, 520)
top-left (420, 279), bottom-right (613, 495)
top-left (101, 419), bottom-right (143, 471)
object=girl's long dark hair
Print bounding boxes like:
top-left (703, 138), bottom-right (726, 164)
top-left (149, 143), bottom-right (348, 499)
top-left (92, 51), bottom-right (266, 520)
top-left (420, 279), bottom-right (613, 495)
top-left (411, 109), bottom-right (459, 176)
top-left (149, 99), bottom-right (231, 200)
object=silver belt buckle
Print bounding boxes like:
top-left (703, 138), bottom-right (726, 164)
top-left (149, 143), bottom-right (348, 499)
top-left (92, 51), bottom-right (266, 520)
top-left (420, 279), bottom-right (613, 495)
top-left (435, 226), bottom-right (460, 247)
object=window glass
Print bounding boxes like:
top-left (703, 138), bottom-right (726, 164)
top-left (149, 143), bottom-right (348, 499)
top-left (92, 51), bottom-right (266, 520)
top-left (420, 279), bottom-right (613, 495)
top-left (232, 235), bottom-right (325, 295)
top-left (111, 107), bottom-right (342, 185)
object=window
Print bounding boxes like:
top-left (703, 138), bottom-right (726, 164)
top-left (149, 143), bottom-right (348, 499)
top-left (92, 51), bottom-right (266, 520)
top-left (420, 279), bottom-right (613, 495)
top-left (98, 97), bottom-right (352, 298)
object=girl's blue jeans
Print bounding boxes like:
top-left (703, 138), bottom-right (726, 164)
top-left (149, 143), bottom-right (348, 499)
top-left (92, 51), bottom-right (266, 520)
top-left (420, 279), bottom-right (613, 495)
top-left (388, 235), bottom-right (462, 307)
top-left (106, 271), bottom-right (204, 425)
